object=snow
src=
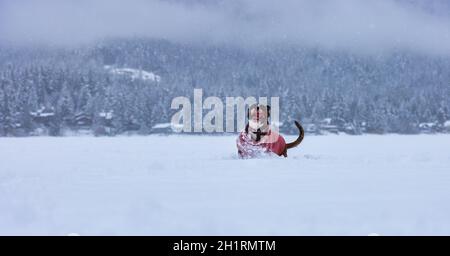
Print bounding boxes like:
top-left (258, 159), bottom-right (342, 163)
top-left (151, 123), bottom-right (184, 131)
top-left (104, 66), bottom-right (161, 82)
top-left (152, 123), bottom-right (172, 129)
top-left (444, 121), bottom-right (450, 128)
top-left (30, 112), bottom-right (55, 117)
top-left (30, 107), bottom-right (55, 117)
top-left (419, 122), bottom-right (437, 128)
top-left (321, 118), bottom-right (332, 125)
top-left (1, 135), bottom-right (450, 235)
top-left (99, 111), bottom-right (113, 120)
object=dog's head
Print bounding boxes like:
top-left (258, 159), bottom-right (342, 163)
top-left (246, 104), bottom-right (271, 141)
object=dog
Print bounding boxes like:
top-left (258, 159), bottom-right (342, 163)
top-left (236, 104), bottom-right (304, 158)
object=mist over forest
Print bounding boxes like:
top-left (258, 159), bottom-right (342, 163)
top-left (0, 0), bottom-right (449, 136)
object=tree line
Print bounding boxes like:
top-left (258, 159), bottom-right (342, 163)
top-left (0, 39), bottom-right (449, 136)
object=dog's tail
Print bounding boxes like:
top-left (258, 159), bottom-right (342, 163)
top-left (286, 121), bottom-right (304, 149)
top-left (282, 121), bottom-right (304, 157)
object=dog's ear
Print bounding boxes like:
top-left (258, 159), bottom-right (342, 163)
top-left (247, 103), bottom-right (257, 120)
top-left (266, 105), bottom-right (271, 124)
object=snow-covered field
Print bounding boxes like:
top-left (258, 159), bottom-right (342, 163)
top-left (1, 134), bottom-right (450, 235)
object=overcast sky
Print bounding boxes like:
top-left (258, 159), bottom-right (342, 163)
top-left (1, 0), bottom-right (449, 55)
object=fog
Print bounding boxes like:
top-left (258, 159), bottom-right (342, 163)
top-left (1, 0), bottom-right (449, 55)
